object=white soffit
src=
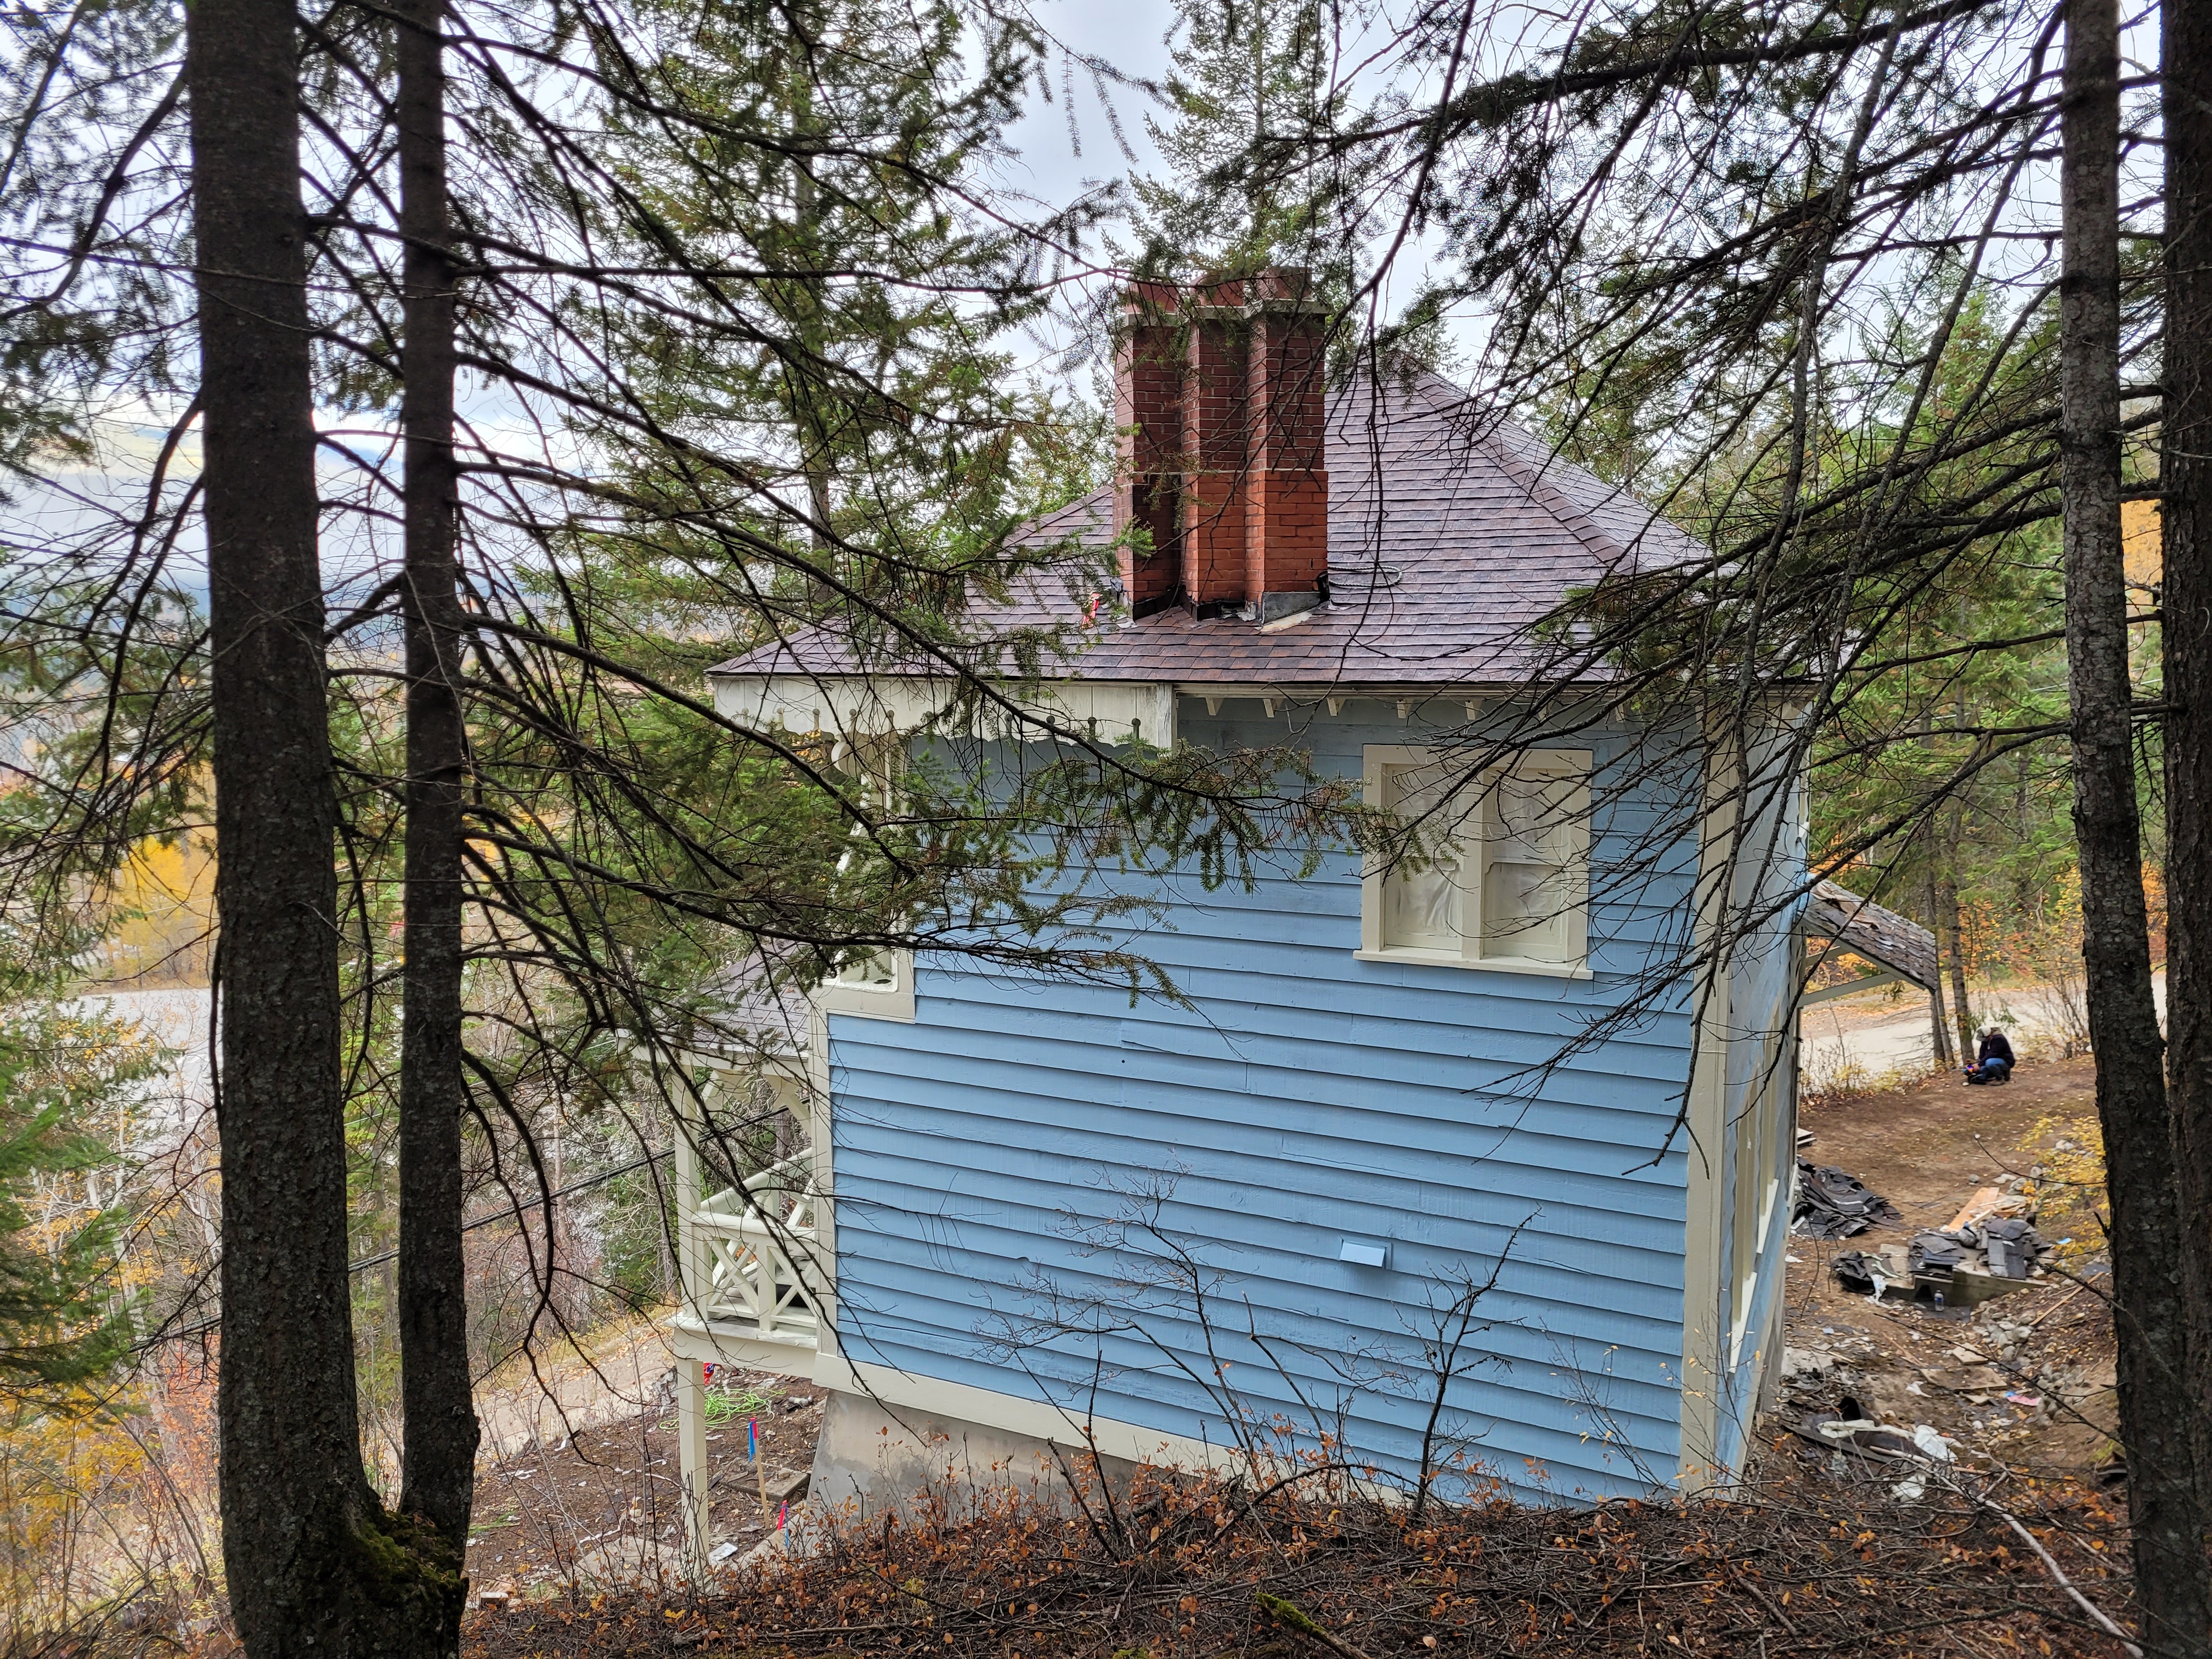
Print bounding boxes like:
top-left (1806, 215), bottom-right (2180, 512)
top-left (712, 674), bottom-right (1179, 747)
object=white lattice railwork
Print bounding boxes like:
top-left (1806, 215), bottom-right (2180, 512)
top-left (667, 1066), bottom-right (828, 1577)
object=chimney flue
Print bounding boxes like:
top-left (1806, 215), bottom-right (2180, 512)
top-left (1245, 268), bottom-right (1329, 623)
top-left (1181, 277), bottom-right (1250, 617)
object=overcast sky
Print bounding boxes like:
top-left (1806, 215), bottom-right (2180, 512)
top-left (6, 0), bottom-right (1266, 595)
top-left (999, 0), bottom-right (1176, 220)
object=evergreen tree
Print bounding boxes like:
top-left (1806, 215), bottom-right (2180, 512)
top-left (1134, 0), bottom-right (1332, 273)
top-left (569, 0), bottom-right (1101, 677)
top-left (0, 946), bottom-right (148, 1410)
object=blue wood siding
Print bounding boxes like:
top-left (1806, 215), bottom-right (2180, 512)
top-left (826, 697), bottom-right (1711, 1500)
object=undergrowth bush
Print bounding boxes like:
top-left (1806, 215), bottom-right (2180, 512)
top-left (462, 1444), bottom-right (2133, 1658)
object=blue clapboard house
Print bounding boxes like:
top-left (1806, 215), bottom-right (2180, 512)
top-left (663, 275), bottom-right (1808, 1553)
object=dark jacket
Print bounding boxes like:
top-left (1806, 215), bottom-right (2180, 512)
top-left (1978, 1031), bottom-right (2016, 1067)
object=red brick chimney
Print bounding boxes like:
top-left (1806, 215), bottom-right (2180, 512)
top-left (1181, 276), bottom-right (1250, 616)
top-left (1244, 268), bottom-right (1329, 622)
top-left (1114, 284), bottom-right (1183, 617)
top-left (1112, 268), bottom-right (1329, 623)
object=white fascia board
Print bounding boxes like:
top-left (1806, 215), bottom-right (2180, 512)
top-left (1172, 681), bottom-right (1523, 703)
top-left (711, 673), bottom-right (1177, 747)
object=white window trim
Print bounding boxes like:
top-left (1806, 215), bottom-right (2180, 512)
top-left (814, 950), bottom-right (916, 1023)
top-left (811, 735), bottom-right (918, 1022)
top-left (1356, 744), bottom-right (1595, 978)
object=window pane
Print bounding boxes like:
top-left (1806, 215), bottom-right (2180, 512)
top-left (1386, 847), bottom-right (1462, 949)
top-left (1479, 763), bottom-right (1585, 964)
top-left (1381, 762), bottom-right (1467, 951)
top-left (1481, 859), bottom-right (1572, 960)
top-left (833, 950), bottom-right (896, 988)
top-left (1492, 772), bottom-right (1577, 861)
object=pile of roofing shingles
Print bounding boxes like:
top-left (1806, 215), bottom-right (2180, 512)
top-left (1830, 1191), bottom-right (2053, 1296)
top-left (1791, 1161), bottom-right (1902, 1240)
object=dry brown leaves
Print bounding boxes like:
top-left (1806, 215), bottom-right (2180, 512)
top-left (463, 1442), bottom-right (2137, 1659)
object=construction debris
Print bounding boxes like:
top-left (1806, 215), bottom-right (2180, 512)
top-left (1788, 1408), bottom-right (1960, 1500)
top-left (1946, 1182), bottom-right (2034, 1234)
top-left (1830, 1252), bottom-right (1879, 1294)
top-left (1981, 1217), bottom-right (2037, 1278)
top-left (1909, 1231), bottom-right (1966, 1275)
top-left (1792, 1162), bottom-right (1903, 1239)
top-left (1816, 1173), bottom-right (2055, 1304)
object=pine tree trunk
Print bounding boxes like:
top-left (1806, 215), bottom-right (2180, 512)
top-left (189, 2), bottom-right (458, 1650)
top-left (2063, 0), bottom-right (2209, 1641)
top-left (1924, 867), bottom-right (1956, 1067)
top-left (2163, 0), bottom-right (2212, 1631)
top-left (1940, 859), bottom-right (1973, 1062)
top-left (396, 0), bottom-right (479, 1622)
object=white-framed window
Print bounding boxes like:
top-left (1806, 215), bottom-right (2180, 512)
top-left (1356, 745), bottom-right (1593, 976)
top-left (813, 735), bottom-right (916, 1022)
top-left (816, 946), bottom-right (915, 1021)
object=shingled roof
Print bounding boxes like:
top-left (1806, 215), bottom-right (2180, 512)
top-left (709, 370), bottom-right (1705, 691)
top-left (1805, 879), bottom-right (1939, 993)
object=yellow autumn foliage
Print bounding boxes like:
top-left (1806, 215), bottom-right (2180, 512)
top-left (94, 829), bottom-right (215, 986)
top-left (2024, 1109), bottom-right (2108, 1272)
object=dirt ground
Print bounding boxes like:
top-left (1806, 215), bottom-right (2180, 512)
top-left (1779, 1053), bottom-right (2118, 1477)
top-left (466, 1370), bottom-right (830, 1606)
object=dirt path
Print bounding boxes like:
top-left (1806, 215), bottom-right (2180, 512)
top-left (473, 1317), bottom-right (677, 1462)
top-left (1776, 1054), bottom-right (2117, 1476)
top-left (1797, 977), bottom-right (2125, 1086)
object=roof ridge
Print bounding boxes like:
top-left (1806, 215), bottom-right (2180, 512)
top-left (1471, 426), bottom-right (1635, 578)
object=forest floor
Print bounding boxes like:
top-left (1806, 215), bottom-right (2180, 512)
top-left (459, 1053), bottom-right (2140, 1656)
top-left (458, 1458), bottom-right (2132, 1658)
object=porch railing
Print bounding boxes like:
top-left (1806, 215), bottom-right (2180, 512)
top-left (687, 1152), bottom-right (825, 1344)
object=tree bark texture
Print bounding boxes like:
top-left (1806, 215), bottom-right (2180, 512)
top-left (1939, 857), bottom-right (1973, 1062)
top-left (189, 3), bottom-right (457, 1649)
top-left (395, 0), bottom-right (480, 1598)
top-left (2063, 0), bottom-right (2210, 1641)
top-left (2164, 0), bottom-right (2212, 1632)
top-left (1923, 867), bottom-right (1956, 1066)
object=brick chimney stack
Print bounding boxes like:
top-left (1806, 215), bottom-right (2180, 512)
top-left (1114, 284), bottom-right (1183, 617)
top-left (1244, 268), bottom-right (1329, 622)
top-left (1111, 267), bottom-right (1330, 623)
top-left (1181, 276), bottom-right (1250, 614)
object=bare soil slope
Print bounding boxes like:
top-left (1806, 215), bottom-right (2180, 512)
top-left (1780, 1057), bottom-right (2117, 1476)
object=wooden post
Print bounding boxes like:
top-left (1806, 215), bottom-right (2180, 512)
top-left (673, 1070), bottom-right (714, 1578)
top-left (676, 1357), bottom-right (712, 1579)
top-left (674, 1074), bottom-right (710, 1319)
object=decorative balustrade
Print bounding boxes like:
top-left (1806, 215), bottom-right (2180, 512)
top-left (684, 1152), bottom-right (826, 1349)
top-left (666, 1063), bottom-right (828, 1575)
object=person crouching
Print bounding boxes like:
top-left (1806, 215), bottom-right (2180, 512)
top-left (1964, 1025), bottom-right (2015, 1085)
